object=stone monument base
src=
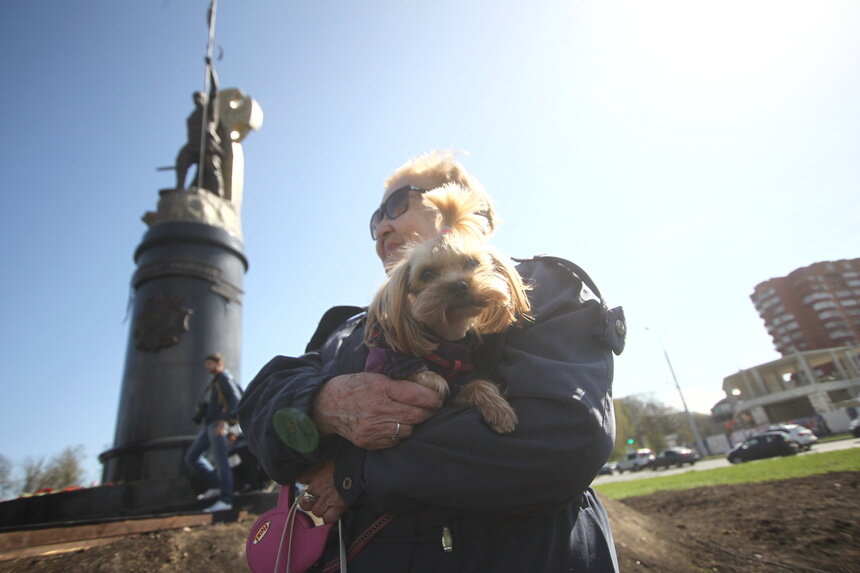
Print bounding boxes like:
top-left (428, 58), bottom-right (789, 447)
top-left (142, 188), bottom-right (242, 239)
top-left (0, 481), bottom-right (277, 529)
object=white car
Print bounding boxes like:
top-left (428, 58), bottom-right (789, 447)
top-left (616, 449), bottom-right (656, 473)
top-left (849, 417), bottom-right (860, 438)
top-left (764, 424), bottom-right (818, 451)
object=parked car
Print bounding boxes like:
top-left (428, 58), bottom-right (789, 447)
top-left (727, 433), bottom-right (799, 463)
top-left (649, 446), bottom-right (700, 470)
top-left (850, 417), bottom-right (860, 438)
top-left (764, 424), bottom-right (818, 450)
top-left (598, 461), bottom-right (618, 476)
top-left (616, 449), bottom-right (655, 473)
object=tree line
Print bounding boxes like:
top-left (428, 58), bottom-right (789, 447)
top-left (611, 395), bottom-right (722, 460)
top-left (0, 445), bottom-right (87, 499)
top-left (0, 397), bottom-right (718, 498)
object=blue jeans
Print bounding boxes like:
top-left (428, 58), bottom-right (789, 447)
top-left (185, 421), bottom-right (234, 504)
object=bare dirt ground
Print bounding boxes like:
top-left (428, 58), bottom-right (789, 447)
top-left (614, 470), bottom-right (859, 573)
top-left (2, 471), bottom-right (857, 572)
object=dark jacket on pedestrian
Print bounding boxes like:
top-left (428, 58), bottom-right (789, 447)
top-left (205, 369), bottom-right (242, 424)
top-left (239, 256), bottom-right (626, 572)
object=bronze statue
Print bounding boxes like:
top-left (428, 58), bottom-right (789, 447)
top-left (146, 0), bottom-right (262, 238)
top-left (174, 63), bottom-right (228, 196)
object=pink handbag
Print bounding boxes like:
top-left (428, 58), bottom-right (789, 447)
top-left (246, 484), bottom-right (334, 573)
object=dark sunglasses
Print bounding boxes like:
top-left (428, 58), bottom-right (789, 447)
top-left (369, 185), bottom-right (428, 240)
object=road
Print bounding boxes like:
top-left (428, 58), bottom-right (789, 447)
top-left (593, 435), bottom-right (860, 485)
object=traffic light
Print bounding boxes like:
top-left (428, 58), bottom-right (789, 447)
top-left (627, 438), bottom-right (635, 445)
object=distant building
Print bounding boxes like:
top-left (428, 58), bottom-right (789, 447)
top-left (751, 258), bottom-right (860, 355)
top-left (720, 346), bottom-right (860, 433)
top-left (706, 259), bottom-right (860, 450)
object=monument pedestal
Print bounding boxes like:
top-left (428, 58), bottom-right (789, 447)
top-left (101, 221), bottom-right (247, 485)
top-left (0, 483), bottom-right (277, 528)
top-left (84, 71), bottom-right (263, 520)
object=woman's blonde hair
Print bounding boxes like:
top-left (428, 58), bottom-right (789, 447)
top-left (383, 150), bottom-right (498, 234)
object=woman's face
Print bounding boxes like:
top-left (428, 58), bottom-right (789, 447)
top-left (373, 183), bottom-right (440, 267)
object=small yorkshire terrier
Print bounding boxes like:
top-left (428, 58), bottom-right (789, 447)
top-left (365, 185), bottom-right (531, 433)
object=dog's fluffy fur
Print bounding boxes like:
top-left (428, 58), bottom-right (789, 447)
top-left (365, 184), bottom-right (531, 433)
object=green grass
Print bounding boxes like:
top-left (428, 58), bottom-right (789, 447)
top-left (594, 448), bottom-right (860, 500)
top-left (818, 432), bottom-right (854, 444)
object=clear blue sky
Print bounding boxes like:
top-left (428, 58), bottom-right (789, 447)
top-left (1, 1), bottom-right (857, 485)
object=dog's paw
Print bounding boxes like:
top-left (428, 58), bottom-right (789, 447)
top-left (455, 378), bottom-right (518, 434)
top-left (410, 370), bottom-right (450, 399)
top-left (482, 403), bottom-right (518, 434)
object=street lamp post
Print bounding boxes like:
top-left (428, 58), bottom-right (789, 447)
top-left (647, 328), bottom-right (710, 455)
top-left (661, 346), bottom-right (710, 455)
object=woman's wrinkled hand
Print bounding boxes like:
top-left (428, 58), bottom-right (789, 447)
top-left (297, 460), bottom-right (346, 524)
top-left (312, 372), bottom-right (442, 450)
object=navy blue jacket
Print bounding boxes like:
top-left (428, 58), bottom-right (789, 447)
top-left (205, 370), bottom-right (242, 424)
top-left (239, 257), bottom-right (625, 572)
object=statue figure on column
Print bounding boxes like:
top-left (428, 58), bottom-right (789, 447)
top-left (145, 71), bottom-right (262, 238)
top-left (174, 62), bottom-right (228, 196)
top-left (144, 0), bottom-right (262, 238)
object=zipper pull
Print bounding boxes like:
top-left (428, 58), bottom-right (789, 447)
top-left (442, 525), bottom-right (454, 553)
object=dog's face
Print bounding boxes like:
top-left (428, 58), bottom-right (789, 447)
top-left (368, 234), bottom-right (531, 356)
top-left (407, 238), bottom-right (508, 340)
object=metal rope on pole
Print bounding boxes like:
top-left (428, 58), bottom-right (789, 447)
top-left (196, 0), bottom-right (218, 191)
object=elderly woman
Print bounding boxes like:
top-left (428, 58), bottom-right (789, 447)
top-left (238, 151), bottom-right (625, 572)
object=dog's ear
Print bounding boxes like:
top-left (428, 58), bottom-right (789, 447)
top-left (367, 260), bottom-right (410, 351)
top-left (364, 286), bottom-right (386, 349)
top-left (368, 250), bottom-right (440, 357)
top-left (389, 265), bottom-right (440, 356)
top-left (476, 252), bottom-right (532, 333)
top-left (368, 259), bottom-right (433, 356)
top-left (398, 308), bottom-right (438, 356)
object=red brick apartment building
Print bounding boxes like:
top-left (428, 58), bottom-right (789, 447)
top-left (751, 258), bottom-right (860, 355)
top-left (707, 259), bottom-right (860, 447)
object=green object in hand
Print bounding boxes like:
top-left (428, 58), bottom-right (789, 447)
top-left (273, 408), bottom-right (319, 453)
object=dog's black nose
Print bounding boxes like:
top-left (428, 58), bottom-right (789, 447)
top-left (447, 281), bottom-right (469, 297)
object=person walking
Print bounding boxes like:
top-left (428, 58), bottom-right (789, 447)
top-left (186, 352), bottom-right (242, 512)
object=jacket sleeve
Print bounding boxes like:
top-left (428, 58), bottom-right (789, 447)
top-left (336, 257), bottom-right (623, 516)
top-left (237, 353), bottom-right (342, 484)
top-left (237, 310), bottom-right (365, 484)
top-left (216, 373), bottom-right (243, 421)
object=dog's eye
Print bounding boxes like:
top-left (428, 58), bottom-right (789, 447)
top-left (420, 268), bottom-right (438, 282)
top-left (465, 258), bottom-right (480, 270)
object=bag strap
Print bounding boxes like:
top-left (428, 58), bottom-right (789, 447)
top-left (515, 255), bottom-right (626, 355)
top-left (321, 512), bottom-right (395, 573)
top-left (274, 484), bottom-right (302, 573)
top-left (271, 485), bottom-right (349, 573)
top-left (519, 255), bottom-right (604, 300)
top-left (215, 379), bottom-right (229, 414)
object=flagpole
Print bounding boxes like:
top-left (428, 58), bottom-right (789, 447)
top-left (196, 0), bottom-right (218, 191)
